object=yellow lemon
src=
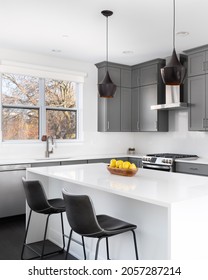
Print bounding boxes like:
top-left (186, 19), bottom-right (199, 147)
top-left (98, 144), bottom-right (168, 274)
top-left (129, 163), bottom-right (137, 170)
top-left (123, 161), bottom-right (131, 169)
top-left (116, 160), bottom-right (123, 168)
top-left (118, 163), bottom-right (123, 169)
top-left (110, 159), bottom-right (116, 167)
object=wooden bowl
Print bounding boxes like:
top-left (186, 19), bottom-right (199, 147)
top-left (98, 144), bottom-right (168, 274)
top-left (107, 165), bottom-right (138, 177)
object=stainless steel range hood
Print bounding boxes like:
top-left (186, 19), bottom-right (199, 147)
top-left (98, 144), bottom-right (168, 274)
top-left (151, 54), bottom-right (188, 110)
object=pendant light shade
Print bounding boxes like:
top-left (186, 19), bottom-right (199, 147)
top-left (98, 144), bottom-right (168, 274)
top-left (161, 0), bottom-right (186, 85)
top-left (98, 10), bottom-right (117, 98)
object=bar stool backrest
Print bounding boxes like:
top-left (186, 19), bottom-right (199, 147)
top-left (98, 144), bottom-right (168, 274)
top-left (22, 178), bottom-right (51, 213)
top-left (62, 189), bottom-right (103, 236)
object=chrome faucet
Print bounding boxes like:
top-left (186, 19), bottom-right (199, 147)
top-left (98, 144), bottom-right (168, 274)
top-left (42, 135), bottom-right (54, 158)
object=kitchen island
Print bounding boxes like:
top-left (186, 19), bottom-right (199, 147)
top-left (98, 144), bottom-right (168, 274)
top-left (26, 163), bottom-right (208, 260)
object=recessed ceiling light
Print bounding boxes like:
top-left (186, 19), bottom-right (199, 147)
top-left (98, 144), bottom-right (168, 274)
top-left (62, 34), bottom-right (69, 38)
top-left (176, 31), bottom-right (189, 37)
top-left (51, 49), bottom-right (62, 53)
top-left (122, 50), bottom-right (134, 55)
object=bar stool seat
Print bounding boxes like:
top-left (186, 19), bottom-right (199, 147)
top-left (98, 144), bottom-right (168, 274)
top-left (21, 178), bottom-right (66, 259)
top-left (62, 189), bottom-right (139, 260)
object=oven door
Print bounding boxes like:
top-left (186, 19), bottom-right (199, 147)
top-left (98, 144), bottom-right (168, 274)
top-left (142, 163), bottom-right (172, 172)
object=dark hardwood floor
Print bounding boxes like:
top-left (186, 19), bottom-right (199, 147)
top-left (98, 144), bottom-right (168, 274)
top-left (0, 214), bottom-right (76, 260)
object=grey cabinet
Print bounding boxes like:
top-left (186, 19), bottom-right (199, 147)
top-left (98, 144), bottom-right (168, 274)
top-left (175, 162), bottom-right (208, 176)
top-left (98, 87), bottom-right (121, 132)
top-left (131, 59), bottom-right (168, 132)
top-left (121, 88), bottom-right (132, 131)
top-left (128, 157), bottom-right (142, 168)
top-left (31, 161), bottom-right (60, 167)
top-left (96, 62), bottom-right (131, 132)
top-left (131, 88), bottom-right (140, 131)
top-left (188, 75), bottom-right (206, 130)
top-left (187, 50), bottom-right (208, 77)
top-left (61, 160), bottom-right (88, 165)
top-left (185, 45), bottom-right (208, 131)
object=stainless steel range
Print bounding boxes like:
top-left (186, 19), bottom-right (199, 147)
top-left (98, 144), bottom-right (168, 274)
top-left (142, 153), bottom-right (198, 172)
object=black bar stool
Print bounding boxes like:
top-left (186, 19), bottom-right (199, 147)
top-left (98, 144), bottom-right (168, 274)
top-left (62, 189), bottom-right (139, 260)
top-left (21, 178), bottom-right (66, 259)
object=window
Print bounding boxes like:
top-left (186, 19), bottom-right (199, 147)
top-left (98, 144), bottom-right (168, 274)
top-left (1, 72), bottom-right (82, 141)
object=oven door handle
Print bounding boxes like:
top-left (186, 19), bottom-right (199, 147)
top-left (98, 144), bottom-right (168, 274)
top-left (143, 164), bottom-right (171, 171)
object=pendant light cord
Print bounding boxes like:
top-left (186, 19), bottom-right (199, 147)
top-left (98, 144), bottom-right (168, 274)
top-left (173, 0), bottom-right (175, 50)
top-left (106, 15), bottom-right (109, 70)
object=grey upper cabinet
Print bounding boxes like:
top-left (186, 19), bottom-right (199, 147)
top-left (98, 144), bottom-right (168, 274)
top-left (121, 69), bottom-right (131, 88)
top-left (121, 88), bottom-right (132, 131)
top-left (131, 59), bottom-right (168, 132)
top-left (96, 61), bottom-right (131, 132)
top-left (140, 64), bottom-right (158, 86)
top-left (131, 88), bottom-right (140, 131)
top-left (188, 75), bottom-right (206, 130)
top-left (98, 87), bottom-right (121, 132)
top-left (96, 59), bottom-right (167, 132)
top-left (187, 51), bottom-right (208, 77)
top-left (139, 84), bottom-right (158, 131)
top-left (185, 45), bottom-right (208, 131)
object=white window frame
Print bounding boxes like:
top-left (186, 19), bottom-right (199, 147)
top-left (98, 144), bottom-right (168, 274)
top-left (0, 61), bottom-right (86, 143)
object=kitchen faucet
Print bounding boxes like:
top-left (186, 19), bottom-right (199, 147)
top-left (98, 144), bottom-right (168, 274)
top-left (42, 135), bottom-right (54, 158)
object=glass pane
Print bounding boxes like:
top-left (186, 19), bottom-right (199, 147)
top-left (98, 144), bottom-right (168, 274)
top-left (2, 73), bottom-right (39, 106)
top-left (46, 110), bottom-right (76, 139)
top-left (45, 79), bottom-right (76, 108)
top-left (2, 108), bottom-right (39, 140)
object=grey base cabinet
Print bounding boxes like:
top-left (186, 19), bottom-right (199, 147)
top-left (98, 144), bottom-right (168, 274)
top-left (175, 162), bottom-right (208, 176)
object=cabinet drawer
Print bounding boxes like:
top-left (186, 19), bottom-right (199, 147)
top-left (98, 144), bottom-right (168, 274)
top-left (175, 162), bottom-right (208, 176)
top-left (61, 160), bottom-right (87, 165)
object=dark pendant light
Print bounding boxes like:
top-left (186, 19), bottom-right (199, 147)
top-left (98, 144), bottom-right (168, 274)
top-left (161, 0), bottom-right (186, 85)
top-left (98, 10), bottom-right (117, 98)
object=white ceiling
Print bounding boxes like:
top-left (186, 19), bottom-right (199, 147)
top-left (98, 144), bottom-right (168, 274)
top-left (0, 0), bottom-right (208, 66)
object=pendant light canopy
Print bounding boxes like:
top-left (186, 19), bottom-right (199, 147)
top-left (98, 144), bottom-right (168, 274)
top-left (98, 10), bottom-right (117, 98)
top-left (161, 0), bottom-right (186, 85)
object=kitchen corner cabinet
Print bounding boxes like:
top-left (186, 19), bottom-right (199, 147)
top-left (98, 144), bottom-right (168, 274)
top-left (184, 45), bottom-right (208, 131)
top-left (96, 62), bottom-right (132, 132)
top-left (131, 59), bottom-right (168, 132)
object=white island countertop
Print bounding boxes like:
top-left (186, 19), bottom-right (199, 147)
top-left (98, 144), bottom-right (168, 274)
top-left (27, 163), bottom-right (208, 208)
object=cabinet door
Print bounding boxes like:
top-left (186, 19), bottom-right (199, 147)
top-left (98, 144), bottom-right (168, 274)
top-left (140, 64), bottom-right (157, 86)
top-left (188, 51), bottom-right (206, 76)
top-left (121, 69), bottom-right (131, 88)
top-left (188, 75), bottom-right (206, 130)
top-left (131, 68), bottom-right (140, 88)
top-left (131, 88), bottom-right (140, 131)
top-left (121, 88), bottom-right (131, 131)
top-left (98, 66), bottom-right (120, 86)
top-left (106, 87), bottom-right (121, 132)
top-left (139, 84), bottom-right (158, 131)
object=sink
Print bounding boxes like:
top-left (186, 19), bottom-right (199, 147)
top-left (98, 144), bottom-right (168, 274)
top-left (35, 157), bottom-right (71, 161)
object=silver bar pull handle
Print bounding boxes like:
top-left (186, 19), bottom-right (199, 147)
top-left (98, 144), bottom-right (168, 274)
top-left (137, 121), bottom-right (140, 130)
top-left (107, 121), bottom-right (110, 130)
top-left (203, 62), bottom-right (206, 71)
top-left (155, 121), bottom-right (158, 130)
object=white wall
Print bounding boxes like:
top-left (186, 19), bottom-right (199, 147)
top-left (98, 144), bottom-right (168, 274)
top-left (0, 48), bottom-right (134, 159)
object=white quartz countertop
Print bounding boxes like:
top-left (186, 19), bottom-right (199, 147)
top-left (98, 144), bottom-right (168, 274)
top-left (175, 157), bottom-right (208, 164)
top-left (27, 163), bottom-right (208, 207)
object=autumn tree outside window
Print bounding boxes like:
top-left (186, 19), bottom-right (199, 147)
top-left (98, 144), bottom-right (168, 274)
top-left (1, 72), bottom-right (83, 141)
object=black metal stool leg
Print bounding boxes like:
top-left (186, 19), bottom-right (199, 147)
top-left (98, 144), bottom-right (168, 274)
top-left (65, 229), bottom-right (73, 260)
top-left (131, 229), bottom-right (139, 260)
top-left (40, 214), bottom-right (50, 259)
top-left (106, 237), bottom-right (110, 260)
top-left (82, 236), bottom-right (87, 259)
top-left (60, 212), bottom-right (65, 250)
top-left (21, 209), bottom-right (32, 260)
